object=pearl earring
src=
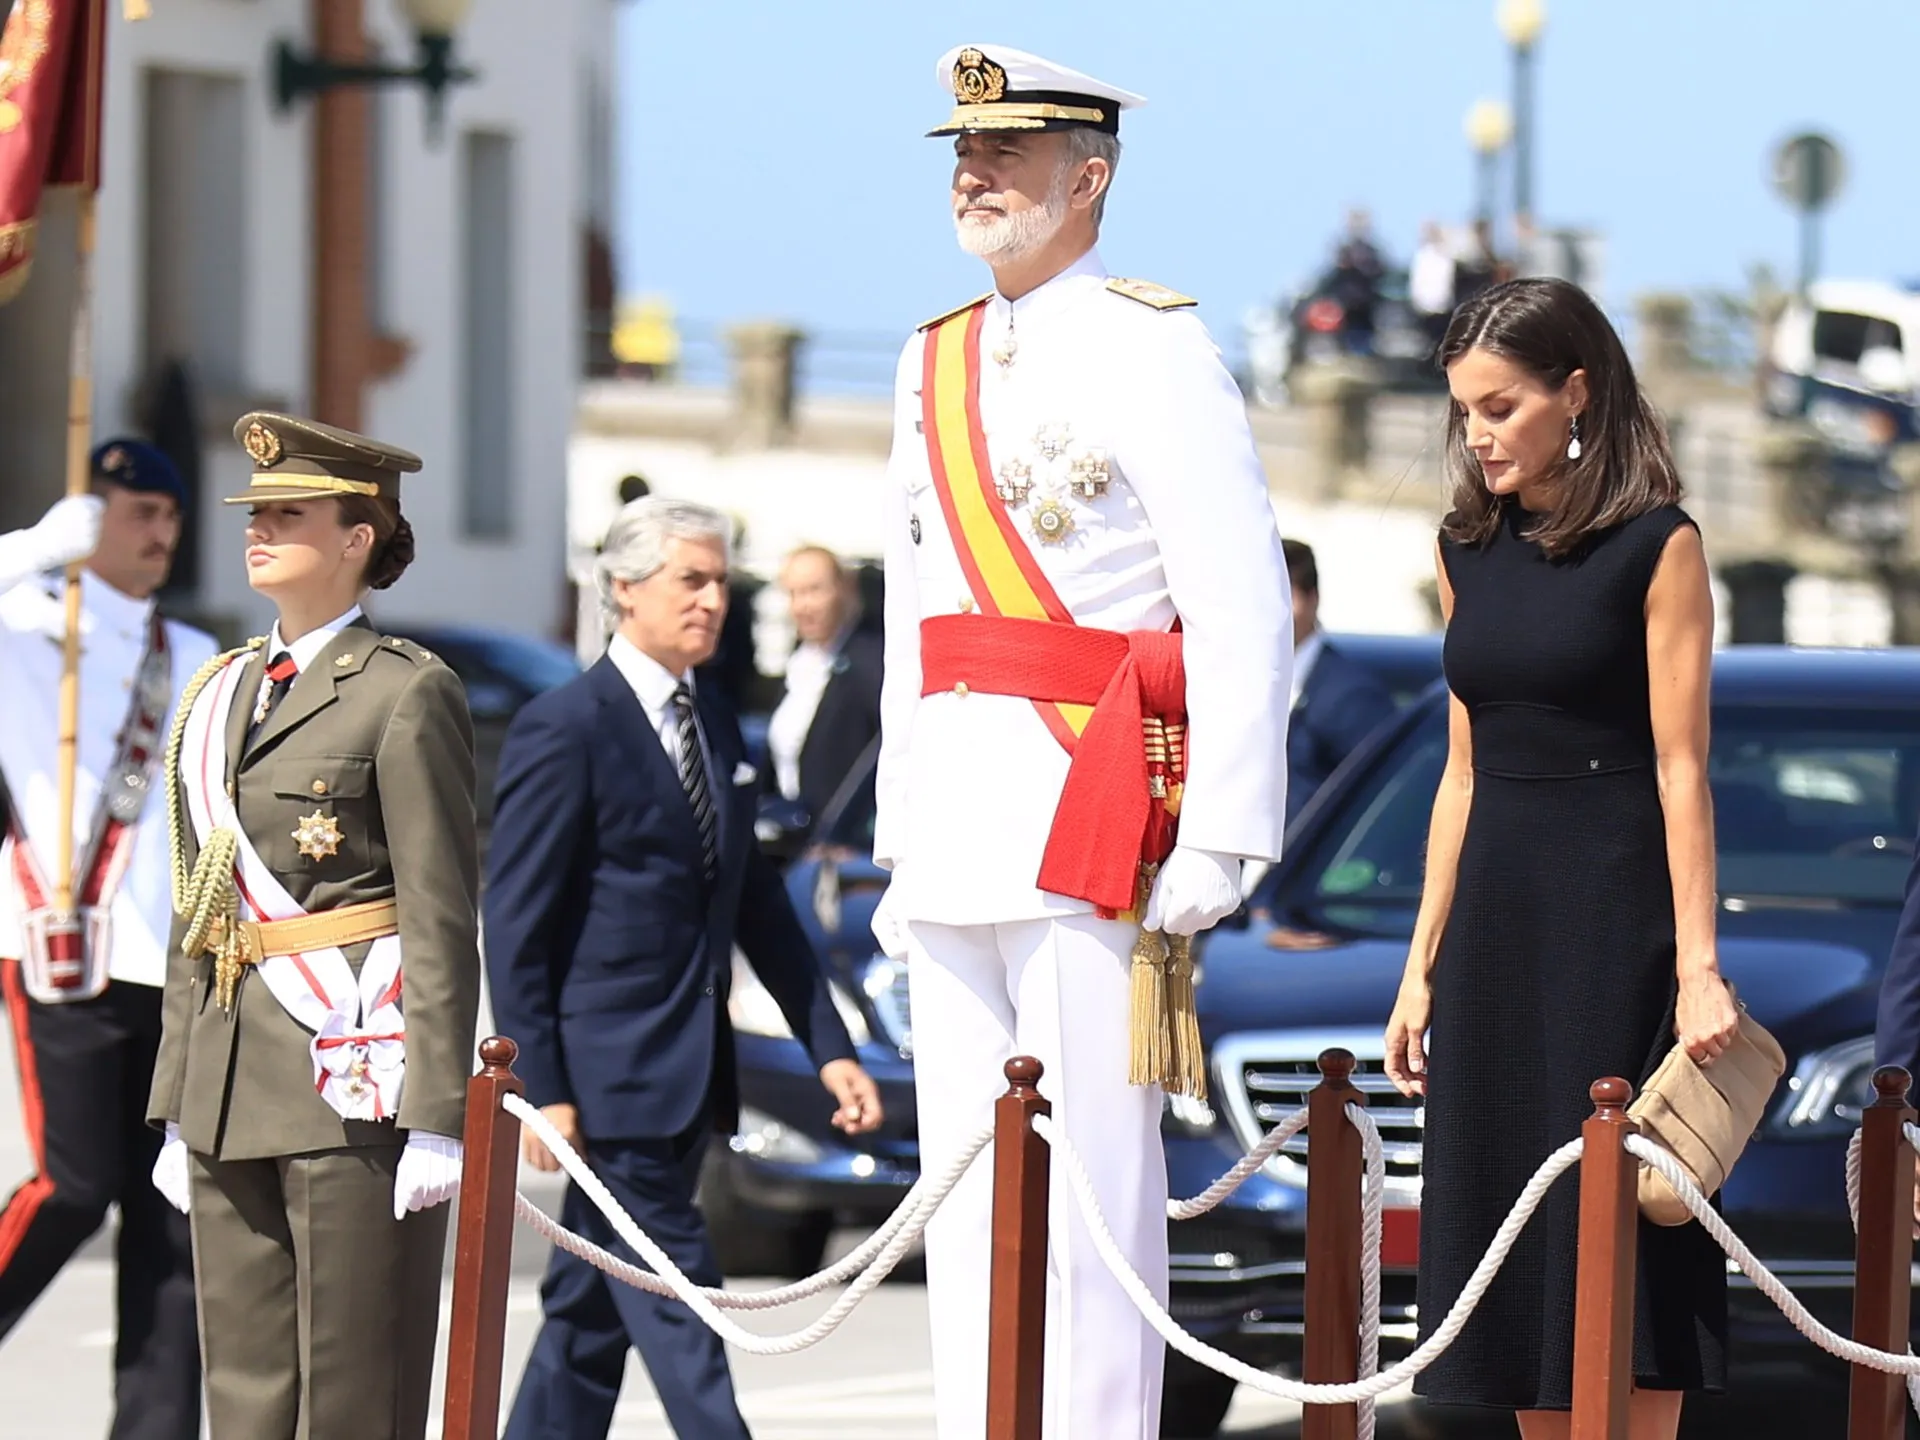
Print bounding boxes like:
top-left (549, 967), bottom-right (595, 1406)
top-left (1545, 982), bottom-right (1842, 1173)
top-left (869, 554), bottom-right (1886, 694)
top-left (1566, 415), bottom-right (1583, 462)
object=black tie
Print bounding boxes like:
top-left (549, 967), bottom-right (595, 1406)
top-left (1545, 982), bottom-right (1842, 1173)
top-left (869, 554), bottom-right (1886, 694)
top-left (671, 683), bottom-right (719, 881)
top-left (249, 651), bottom-right (298, 744)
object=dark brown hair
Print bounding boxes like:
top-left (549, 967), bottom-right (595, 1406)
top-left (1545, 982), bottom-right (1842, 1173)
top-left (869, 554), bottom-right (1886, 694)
top-left (1280, 537), bottom-right (1318, 595)
top-left (334, 494), bottom-right (415, 591)
top-left (1438, 277), bottom-right (1681, 557)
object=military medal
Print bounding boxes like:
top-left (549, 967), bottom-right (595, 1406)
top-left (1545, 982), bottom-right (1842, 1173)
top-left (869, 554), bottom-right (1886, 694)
top-left (1030, 496), bottom-right (1075, 545)
top-left (995, 459), bottom-right (1033, 506)
top-left (991, 319), bottom-right (1018, 370)
top-left (293, 810), bottom-right (344, 861)
top-left (1034, 422), bottom-right (1071, 461)
top-left (1068, 448), bottom-right (1111, 500)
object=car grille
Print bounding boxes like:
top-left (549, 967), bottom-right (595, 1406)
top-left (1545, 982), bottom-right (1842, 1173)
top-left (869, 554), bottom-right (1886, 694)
top-left (1212, 1029), bottom-right (1423, 1205)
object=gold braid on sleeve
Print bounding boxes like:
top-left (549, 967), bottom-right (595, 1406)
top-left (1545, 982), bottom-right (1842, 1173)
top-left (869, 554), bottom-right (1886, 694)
top-left (164, 640), bottom-right (264, 1011)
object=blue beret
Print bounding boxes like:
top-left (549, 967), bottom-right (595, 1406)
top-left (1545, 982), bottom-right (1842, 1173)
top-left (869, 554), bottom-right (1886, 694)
top-left (91, 439), bottom-right (186, 510)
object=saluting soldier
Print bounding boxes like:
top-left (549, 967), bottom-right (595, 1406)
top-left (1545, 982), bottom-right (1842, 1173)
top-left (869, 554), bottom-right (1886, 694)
top-left (0, 441), bottom-right (216, 1440)
top-left (870, 46), bottom-right (1293, 1437)
top-left (146, 412), bottom-right (481, 1440)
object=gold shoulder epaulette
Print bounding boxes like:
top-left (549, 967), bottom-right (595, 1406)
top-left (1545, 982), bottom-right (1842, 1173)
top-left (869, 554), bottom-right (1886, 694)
top-left (1105, 277), bottom-right (1198, 311)
top-left (917, 292), bottom-right (993, 332)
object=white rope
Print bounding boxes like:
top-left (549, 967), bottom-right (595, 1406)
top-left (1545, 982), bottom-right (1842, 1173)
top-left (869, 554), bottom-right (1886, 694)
top-left (1630, 1136), bottom-right (1920, 1384)
top-left (1906, 1120), bottom-right (1920, 1155)
top-left (1349, 1104), bottom-right (1385, 1440)
top-left (1840, 1127), bottom-right (1920, 1417)
top-left (501, 1093), bottom-right (991, 1353)
top-left (1166, 1106), bottom-right (1309, 1221)
top-left (1034, 1111), bottom-right (1583, 1404)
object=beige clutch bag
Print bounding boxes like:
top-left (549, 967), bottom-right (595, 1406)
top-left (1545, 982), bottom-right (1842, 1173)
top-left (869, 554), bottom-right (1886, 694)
top-left (1627, 989), bottom-right (1787, 1226)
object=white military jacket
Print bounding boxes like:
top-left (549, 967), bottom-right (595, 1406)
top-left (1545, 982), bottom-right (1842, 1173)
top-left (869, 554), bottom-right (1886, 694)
top-left (0, 572), bottom-right (218, 986)
top-left (875, 248), bottom-right (1292, 926)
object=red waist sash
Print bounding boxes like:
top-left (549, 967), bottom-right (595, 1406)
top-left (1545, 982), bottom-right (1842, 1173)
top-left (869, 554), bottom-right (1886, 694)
top-left (919, 613), bottom-right (1186, 913)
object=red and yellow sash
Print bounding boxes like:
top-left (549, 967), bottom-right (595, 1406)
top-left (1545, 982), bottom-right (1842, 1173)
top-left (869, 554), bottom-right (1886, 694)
top-left (919, 303), bottom-right (1091, 755)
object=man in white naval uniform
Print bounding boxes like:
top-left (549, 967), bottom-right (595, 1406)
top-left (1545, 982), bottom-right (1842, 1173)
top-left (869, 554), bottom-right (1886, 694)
top-left (0, 443), bottom-right (217, 1440)
top-left (871, 45), bottom-right (1292, 1439)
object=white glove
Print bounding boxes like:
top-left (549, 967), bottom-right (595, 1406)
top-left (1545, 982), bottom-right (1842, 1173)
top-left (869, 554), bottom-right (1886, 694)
top-left (870, 880), bottom-right (909, 961)
top-left (1144, 847), bottom-right (1244, 937)
top-left (151, 1124), bottom-right (191, 1215)
top-left (393, 1131), bottom-right (464, 1220)
top-left (27, 495), bottom-right (103, 571)
top-left (0, 583), bottom-right (94, 643)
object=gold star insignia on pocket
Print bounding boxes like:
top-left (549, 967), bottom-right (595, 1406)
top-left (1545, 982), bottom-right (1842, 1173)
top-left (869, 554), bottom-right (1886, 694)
top-left (293, 810), bottom-right (343, 860)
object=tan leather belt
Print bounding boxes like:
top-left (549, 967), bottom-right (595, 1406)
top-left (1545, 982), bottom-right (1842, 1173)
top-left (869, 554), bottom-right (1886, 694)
top-left (203, 899), bottom-right (399, 966)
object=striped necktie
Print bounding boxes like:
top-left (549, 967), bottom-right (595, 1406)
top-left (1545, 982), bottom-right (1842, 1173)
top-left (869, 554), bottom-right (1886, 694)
top-left (671, 683), bottom-right (719, 881)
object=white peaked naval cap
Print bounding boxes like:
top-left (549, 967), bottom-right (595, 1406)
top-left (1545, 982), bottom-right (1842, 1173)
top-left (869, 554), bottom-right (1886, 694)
top-left (928, 44), bottom-right (1147, 138)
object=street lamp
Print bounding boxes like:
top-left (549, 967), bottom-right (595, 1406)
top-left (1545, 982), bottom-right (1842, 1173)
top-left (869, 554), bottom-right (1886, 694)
top-left (1464, 98), bottom-right (1513, 234)
top-left (274, 0), bottom-right (480, 143)
top-left (1496, 0), bottom-right (1545, 228)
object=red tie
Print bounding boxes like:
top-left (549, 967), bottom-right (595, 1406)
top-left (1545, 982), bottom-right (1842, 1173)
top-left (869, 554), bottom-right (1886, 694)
top-left (253, 652), bottom-right (298, 738)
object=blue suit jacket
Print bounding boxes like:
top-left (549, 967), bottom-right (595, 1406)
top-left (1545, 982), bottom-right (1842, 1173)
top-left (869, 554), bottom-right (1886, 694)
top-left (1286, 640), bottom-right (1396, 825)
top-left (484, 656), bottom-right (856, 1142)
top-left (1873, 821), bottom-right (1920, 1080)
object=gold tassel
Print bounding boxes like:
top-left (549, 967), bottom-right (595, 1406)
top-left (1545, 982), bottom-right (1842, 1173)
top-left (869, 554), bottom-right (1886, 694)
top-left (1164, 933), bottom-right (1207, 1101)
top-left (1128, 925), bottom-right (1172, 1087)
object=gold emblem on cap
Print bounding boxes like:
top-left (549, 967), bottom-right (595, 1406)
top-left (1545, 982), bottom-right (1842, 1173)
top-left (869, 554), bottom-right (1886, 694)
top-left (293, 810), bottom-right (344, 861)
top-left (952, 47), bottom-right (1006, 104)
top-left (242, 421), bottom-right (284, 467)
top-left (101, 445), bottom-right (129, 473)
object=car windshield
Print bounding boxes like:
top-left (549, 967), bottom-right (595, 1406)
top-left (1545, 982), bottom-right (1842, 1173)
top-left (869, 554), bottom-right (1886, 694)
top-left (423, 632), bottom-right (580, 695)
top-left (1285, 701), bottom-right (1920, 939)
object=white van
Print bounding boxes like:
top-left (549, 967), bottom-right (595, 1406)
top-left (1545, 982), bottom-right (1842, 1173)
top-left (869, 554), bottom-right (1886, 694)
top-left (1764, 280), bottom-right (1920, 456)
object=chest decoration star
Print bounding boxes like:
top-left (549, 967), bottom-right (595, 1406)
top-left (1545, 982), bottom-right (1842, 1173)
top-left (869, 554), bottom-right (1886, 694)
top-left (995, 458), bottom-right (1033, 506)
top-left (293, 810), bottom-right (344, 861)
top-left (1030, 496), bottom-right (1076, 546)
top-left (1068, 448), bottom-right (1111, 500)
top-left (1033, 422), bottom-right (1072, 461)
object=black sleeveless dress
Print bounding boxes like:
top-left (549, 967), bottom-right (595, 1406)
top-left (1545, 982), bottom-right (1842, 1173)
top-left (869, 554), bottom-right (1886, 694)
top-left (1412, 501), bottom-right (1727, 1411)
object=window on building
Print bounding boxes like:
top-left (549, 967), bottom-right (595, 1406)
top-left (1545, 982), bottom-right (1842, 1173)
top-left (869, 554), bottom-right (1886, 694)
top-left (459, 130), bottom-right (516, 541)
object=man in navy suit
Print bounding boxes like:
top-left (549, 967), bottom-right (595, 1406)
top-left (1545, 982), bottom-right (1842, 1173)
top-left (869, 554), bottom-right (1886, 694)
top-left (1281, 538), bottom-right (1395, 826)
top-left (487, 497), bottom-right (884, 1440)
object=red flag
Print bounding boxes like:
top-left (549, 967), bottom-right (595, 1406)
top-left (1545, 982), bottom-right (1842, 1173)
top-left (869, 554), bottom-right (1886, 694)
top-left (0, 0), bottom-right (106, 303)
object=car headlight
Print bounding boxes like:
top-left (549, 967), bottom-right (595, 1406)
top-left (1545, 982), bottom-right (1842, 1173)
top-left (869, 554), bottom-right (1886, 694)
top-left (729, 951), bottom-right (871, 1047)
top-left (1775, 1035), bottom-right (1875, 1137)
top-left (860, 954), bottom-right (913, 1056)
top-left (1162, 1091), bottom-right (1218, 1137)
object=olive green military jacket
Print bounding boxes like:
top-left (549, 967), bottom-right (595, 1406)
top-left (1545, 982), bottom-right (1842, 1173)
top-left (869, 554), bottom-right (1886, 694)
top-left (147, 617), bottom-right (482, 1161)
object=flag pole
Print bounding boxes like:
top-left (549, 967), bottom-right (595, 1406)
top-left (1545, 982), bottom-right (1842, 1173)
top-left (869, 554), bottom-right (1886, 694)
top-left (53, 0), bottom-right (107, 929)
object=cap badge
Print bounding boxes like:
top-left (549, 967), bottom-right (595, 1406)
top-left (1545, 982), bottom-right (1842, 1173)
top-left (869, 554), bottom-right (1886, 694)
top-left (952, 47), bottom-right (1006, 104)
top-left (243, 421), bottom-right (284, 467)
top-left (100, 445), bottom-right (129, 474)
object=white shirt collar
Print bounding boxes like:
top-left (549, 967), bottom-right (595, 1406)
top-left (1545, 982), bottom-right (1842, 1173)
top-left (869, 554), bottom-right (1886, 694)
top-left (269, 603), bottom-right (364, 673)
top-left (80, 572), bottom-right (155, 638)
top-left (987, 246), bottom-right (1110, 330)
top-left (607, 633), bottom-right (689, 721)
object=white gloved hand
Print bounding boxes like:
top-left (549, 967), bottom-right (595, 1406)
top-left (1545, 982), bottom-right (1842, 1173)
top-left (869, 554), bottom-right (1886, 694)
top-left (0, 583), bottom-right (94, 643)
top-left (151, 1124), bottom-right (191, 1215)
top-left (1144, 847), bottom-right (1244, 937)
top-left (393, 1131), bottom-right (464, 1220)
top-left (869, 879), bottom-right (909, 962)
top-left (27, 495), bottom-right (104, 571)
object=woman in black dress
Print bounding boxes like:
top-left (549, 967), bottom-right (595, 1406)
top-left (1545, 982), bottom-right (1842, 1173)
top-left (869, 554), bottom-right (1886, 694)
top-left (1383, 279), bottom-right (1740, 1439)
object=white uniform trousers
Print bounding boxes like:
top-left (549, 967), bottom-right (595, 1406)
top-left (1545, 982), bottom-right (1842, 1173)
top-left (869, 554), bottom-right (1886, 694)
top-left (906, 914), bottom-right (1167, 1440)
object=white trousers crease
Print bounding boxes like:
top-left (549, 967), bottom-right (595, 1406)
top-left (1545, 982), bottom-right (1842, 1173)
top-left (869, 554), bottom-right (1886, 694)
top-left (906, 914), bottom-right (1168, 1440)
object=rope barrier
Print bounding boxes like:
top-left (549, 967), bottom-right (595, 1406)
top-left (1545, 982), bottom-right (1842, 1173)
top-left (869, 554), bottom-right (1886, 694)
top-left (501, 1093), bottom-right (990, 1353)
top-left (1033, 1110), bottom-right (1584, 1404)
top-left (1351, 1104), bottom-right (1385, 1440)
top-left (1842, 1126), bottom-right (1920, 1417)
top-left (1165, 1106), bottom-right (1309, 1221)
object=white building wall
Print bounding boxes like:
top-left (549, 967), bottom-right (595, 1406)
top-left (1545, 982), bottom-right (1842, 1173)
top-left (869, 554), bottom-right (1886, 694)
top-left (66, 0), bottom-right (605, 639)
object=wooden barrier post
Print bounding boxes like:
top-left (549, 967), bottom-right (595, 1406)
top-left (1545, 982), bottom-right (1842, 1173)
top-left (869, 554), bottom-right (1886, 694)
top-left (1303, 1047), bottom-right (1364, 1440)
top-left (986, 1057), bottom-right (1052, 1440)
top-left (1847, 1066), bottom-right (1917, 1440)
top-left (441, 1037), bottom-right (527, 1440)
top-left (1570, 1078), bottom-right (1637, 1440)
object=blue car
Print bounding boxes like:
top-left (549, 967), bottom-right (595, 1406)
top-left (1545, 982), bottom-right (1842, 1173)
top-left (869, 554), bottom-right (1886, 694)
top-left (710, 638), bottom-right (1920, 1436)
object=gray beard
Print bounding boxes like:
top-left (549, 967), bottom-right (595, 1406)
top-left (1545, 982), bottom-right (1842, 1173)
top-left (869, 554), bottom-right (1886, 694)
top-left (953, 184), bottom-right (1068, 262)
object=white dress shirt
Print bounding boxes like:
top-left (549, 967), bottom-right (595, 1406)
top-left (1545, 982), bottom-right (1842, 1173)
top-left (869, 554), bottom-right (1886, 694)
top-left (607, 633), bottom-right (698, 772)
top-left (766, 633), bottom-right (843, 801)
top-left (874, 247), bottom-right (1293, 924)
top-left (1291, 630), bottom-right (1324, 711)
top-left (0, 571), bottom-right (219, 986)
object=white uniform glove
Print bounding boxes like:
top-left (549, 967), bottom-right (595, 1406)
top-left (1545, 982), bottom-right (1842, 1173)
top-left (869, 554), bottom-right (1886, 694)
top-left (0, 583), bottom-right (94, 643)
top-left (22, 495), bottom-right (103, 571)
top-left (151, 1123), bottom-right (191, 1215)
top-left (393, 1131), bottom-right (464, 1220)
top-left (870, 879), bottom-right (909, 961)
top-left (1144, 846), bottom-right (1244, 937)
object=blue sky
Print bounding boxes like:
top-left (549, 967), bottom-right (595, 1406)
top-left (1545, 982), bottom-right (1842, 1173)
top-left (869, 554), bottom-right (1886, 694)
top-left (615, 2), bottom-right (1918, 351)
